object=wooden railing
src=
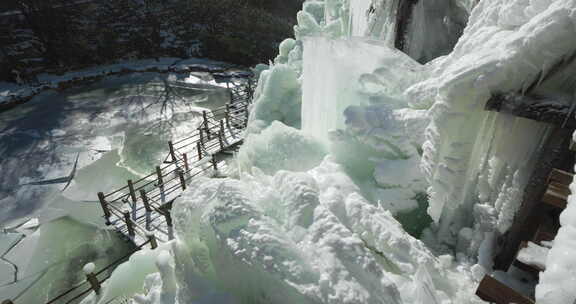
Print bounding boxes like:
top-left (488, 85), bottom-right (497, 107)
top-left (96, 78), bottom-right (254, 244)
top-left (3, 77), bottom-right (256, 304)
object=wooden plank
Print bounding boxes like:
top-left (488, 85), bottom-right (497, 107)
top-left (548, 168), bottom-right (574, 186)
top-left (476, 275), bottom-right (535, 304)
top-left (485, 93), bottom-right (576, 128)
top-left (542, 183), bottom-right (568, 209)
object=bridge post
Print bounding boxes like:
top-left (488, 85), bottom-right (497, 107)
top-left (199, 127), bottom-right (204, 144)
top-left (183, 153), bottom-right (190, 172)
top-left (156, 166), bottom-right (163, 187)
top-left (211, 155), bottom-right (218, 171)
top-left (218, 122), bottom-right (225, 150)
top-left (168, 141), bottom-right (177, 163)
top-left (140, 190), bottom-right (152, 213)
top-left (123, 209), bottom-right (135, 238)
top-left (225, 105), bottom-right (231, 129)
top-left (197, 142), bottom-right (203, 160)
top-left (83, 263), bottom-right (101, 295)
top-left (178, 170), bottom-right (186, 191)
top-left (164, 211), bottom-right (173, 228)
top-left (97, 192), bottom-right (111, 225)
top-left (127, 180), bottom-right (137, 204)
top-left (146, 232), bottom-right (158, 249)
top-left (202, 111), bottom-right (210, 140)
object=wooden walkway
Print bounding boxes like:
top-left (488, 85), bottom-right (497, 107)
top-left (23, 76), bottom-right (256, 304)
top-left (97, 79), bottom-right (254, 245)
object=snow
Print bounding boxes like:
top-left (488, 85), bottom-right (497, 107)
top-left (517, 241), bottom-right (548, 271)
top-left (537, 145), bottom-right (576, 303)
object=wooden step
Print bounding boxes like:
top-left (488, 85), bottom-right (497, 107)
top-left (514, 241), bottom-right (545, 274)
top-left (548, 168), bottom-right (574, 187)
top-left (542, 182), bottom-right (569, 209)
top-left (476, 275), bottom-right (535, 304)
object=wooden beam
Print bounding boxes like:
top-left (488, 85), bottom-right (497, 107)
top-left (476, 275), bottom-right (535, 304)
top-left (485, 93), bottom-right (576, 128)
top-left (542, 182), bottom-right (569, 209)
top-left (548, 168), bottom-right (574, 186)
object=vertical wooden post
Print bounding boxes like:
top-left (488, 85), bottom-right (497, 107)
top-left (225, 105), bottom-right (231, 129)
top-left (156, 166), bottom-right (163, 187)
top-left (140, 190), bottom-right (152, 212)
top-left (83, 263), bottom-right (101, 295)
top-left (211, 155), bottom-right (218, 171)
top-left (197, 142), bottom-right (202, 160)
top-left (127, 180), bottom-right (137, 203)
top-left (97, 192), bottom-right (111, 225)
top-left (198, 127), bottom-right (204, 143)
top-left (164, 211), bottom-right (173, 227)
top-left (202, 111), bottom-right (210, 139)
top-left (147, 232), bottom-right (158, 249)
top-left (178, 170), bottom-right (186, 191)
top-left (168, 141), bottom-right (177, 163)
top-left (218, 123), bottom-right (225, 150)
top-left (123, 210), bottom-right (135, 237)
top-left (183, 153), bottom-right (190, 172)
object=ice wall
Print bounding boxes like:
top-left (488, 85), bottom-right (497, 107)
top-left (412, 0), bottom-right (576, 250)
top-left (301, 37), bottom-right (410, 146)
top-left (166, 159), bottom-right (483, 304)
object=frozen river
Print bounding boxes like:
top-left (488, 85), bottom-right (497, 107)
top-left (0, 72), bottom-right (230, 302)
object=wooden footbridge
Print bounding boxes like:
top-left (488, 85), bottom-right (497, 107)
top-left (97, 77), bottom-right (255, 246)
top-left (17, 75), bottom-right (256, 304)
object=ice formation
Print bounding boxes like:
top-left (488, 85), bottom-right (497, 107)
top-left (537, 143), bottom-right (576, 303)
top-left (76, 0), bottom-right (576, 303)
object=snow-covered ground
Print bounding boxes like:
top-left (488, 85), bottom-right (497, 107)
top-left (0, 57), bottom-right (234, 109)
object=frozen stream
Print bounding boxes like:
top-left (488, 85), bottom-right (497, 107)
top-left (0, 72), bottom-right (231, 302)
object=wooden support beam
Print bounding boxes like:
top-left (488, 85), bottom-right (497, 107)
top-left (476, 275), bottom-right (535, 304)
top-left (485, 93), bottom-right (576, 128)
